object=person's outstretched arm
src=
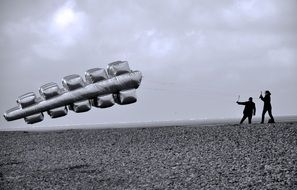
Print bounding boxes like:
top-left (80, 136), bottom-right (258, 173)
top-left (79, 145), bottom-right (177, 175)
top-left (236, 101), bottom-right (246, 105)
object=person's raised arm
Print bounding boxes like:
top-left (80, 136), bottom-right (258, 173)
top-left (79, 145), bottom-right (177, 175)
top-left (236, 101), bottom-right (245, 105)
top-left (259, 93), bottom-right (264, 101)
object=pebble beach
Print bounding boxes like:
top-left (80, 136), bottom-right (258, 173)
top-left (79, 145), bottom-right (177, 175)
top-left (1, 122), bottom-right (297, 189)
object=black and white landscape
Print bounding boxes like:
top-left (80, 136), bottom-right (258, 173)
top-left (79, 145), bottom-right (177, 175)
top-left (1, 1), bottom-right (297, 189)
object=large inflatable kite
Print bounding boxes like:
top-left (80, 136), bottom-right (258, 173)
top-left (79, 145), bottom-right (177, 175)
top-left (3, 61), bottom-right (142, 124)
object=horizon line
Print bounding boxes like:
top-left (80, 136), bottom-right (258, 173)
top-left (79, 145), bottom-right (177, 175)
top-left (1, 115), bottom-right (297, 132)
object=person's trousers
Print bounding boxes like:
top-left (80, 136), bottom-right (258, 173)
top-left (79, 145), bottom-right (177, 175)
top-left (261, 108), bottom-right (274, 123)
top-left (240, 115), bottom-right (252, 124)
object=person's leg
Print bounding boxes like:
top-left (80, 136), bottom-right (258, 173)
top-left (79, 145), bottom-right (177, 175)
top-left (261, 109), bottom-right (267, 123)
top-left (240, 115), bottom-right (247, 124)
top-left (268, 109), bottom-right (275, 123)
top-left (248, 116), bottom-right (252, 124)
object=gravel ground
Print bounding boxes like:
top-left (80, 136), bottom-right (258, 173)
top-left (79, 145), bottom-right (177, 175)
top-left (0, 122), bottom-right (297, 189)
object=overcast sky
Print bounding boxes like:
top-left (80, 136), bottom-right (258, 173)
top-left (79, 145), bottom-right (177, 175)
top-left (1, 0), bottom-right (296, 129)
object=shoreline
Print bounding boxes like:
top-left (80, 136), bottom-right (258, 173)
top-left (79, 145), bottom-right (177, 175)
top-left (1, 115), bottom-right (297, 132)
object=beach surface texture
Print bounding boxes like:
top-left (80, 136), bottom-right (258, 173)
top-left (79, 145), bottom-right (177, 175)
top-left (1, 122), bottom-right (297, 189)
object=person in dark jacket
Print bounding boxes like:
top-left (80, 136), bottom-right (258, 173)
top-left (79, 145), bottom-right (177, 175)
top-left (259, 90), bottom-right (275, 123)
top-left (237, 97), bottom-right (256, 124)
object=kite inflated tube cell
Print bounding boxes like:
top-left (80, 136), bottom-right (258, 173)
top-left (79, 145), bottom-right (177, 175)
top-left (39, 82), bottom-right (61, 99)
top-left (25, 113), bottom-right (44, 124)
top-left (107, 61), bottom-right (130, 76)
top-left (69, 100), bottom-right (91, 113)
top-left (85, 68), bottom-right (108, 84)
top-left (92, 94), bottom-right (115, 108)
top-left (47, 106), bottom-right (68, 118)
top-left (17, 92), bottom-right (37, 108)
top-left (114, 89), bottom-right (137, 105)
top-left (62, 74), bottom-right (86, 91)
top-left (3, 61), bottom-right (142, 124)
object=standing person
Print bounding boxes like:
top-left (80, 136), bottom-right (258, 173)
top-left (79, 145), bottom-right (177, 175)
top-left (236, 97), bottom-right (256, 124)
top-left (259, 90), bottom-right (275, 123)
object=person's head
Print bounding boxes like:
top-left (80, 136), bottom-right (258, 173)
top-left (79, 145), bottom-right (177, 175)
top-left (249, 97), bottom-right (253, 102)
top-left (265, 90), bottom-right (271, 95)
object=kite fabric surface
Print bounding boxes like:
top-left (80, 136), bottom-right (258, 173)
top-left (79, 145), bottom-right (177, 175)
top-left (3, 61), bottom-right (142, 124)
